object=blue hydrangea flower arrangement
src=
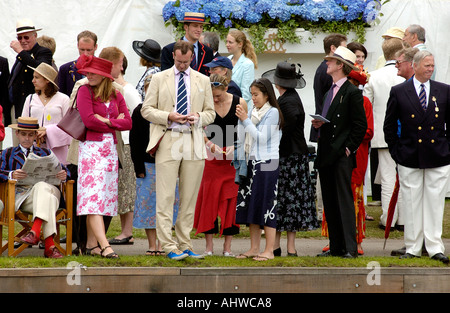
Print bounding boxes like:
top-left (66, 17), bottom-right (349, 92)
top-left (162, 0), bottom-right (384, 53)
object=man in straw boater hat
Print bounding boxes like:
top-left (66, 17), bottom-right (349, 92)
top-left (312, 46), bottom-right (367, 259)
top-left (161, 12), bottom-right (214, 76)
top-left (7, 18), bottom-right (52, 125)
top-left (0, 117), bottom-right (69, 258)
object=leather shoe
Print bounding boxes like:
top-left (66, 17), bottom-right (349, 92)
top-left (431, 253), bottom-right (449, 264)
top-left (317, 250), bottom-right (333, 257)
top-left (44, 246), bottom-right (64, 258)
top-left (342, 252), bottom-right (357, 259)
top-left (20, 231), bottom-right (40, 246)
top-left (399, 253), bottom-right (419, 259)
top-left (391, 246), bottom-right (406, 256)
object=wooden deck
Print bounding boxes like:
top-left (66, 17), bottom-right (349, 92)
top-left (1, 266), bottom-right (449, 293)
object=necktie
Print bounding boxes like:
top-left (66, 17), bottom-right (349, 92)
top-left (419, 83), bottom-right (427, 111)
top-left (191, 51), bottom-right (197, 70)
top-left (321, 84), bottom-right (337, 118)
top-left (25, 148), bottom-right (31, 157)
top-left (176, 72), bottom-right (188, 115)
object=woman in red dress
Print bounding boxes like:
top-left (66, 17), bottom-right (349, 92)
top-left (194, 74), bottom-right (247, 256)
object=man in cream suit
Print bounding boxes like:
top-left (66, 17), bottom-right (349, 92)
top-left (141, 40), bottom-right (215, 260)
top-left (363, 38), bottom-right (405, 230)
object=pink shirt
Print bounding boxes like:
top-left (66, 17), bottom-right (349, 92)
top-left (77, 85), bottom-right (132, 143)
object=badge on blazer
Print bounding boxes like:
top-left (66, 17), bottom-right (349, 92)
top-left (432, 96), bottom-right (439, 112)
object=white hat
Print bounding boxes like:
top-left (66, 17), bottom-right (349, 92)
top-left (324, 46), bottom-right (359, 70)
top-left (16, 18), bottom-right (42, 35)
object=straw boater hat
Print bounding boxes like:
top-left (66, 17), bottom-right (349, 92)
top-left (76, 54), bottom-right (114, 80)
top-left (132, 39), bottom-right (161, 63)
top-left (16, 18), bottom-right (42, 34)
top-left (261, 61), bottom-right (304, 89)
top-left (28, 63), bottom-right (58, 88)
top-left (180, 12), bottom-right (209, 24)
top-left (324, 46), bottom-right (359, 71)
top-left (9, 117), bottom-right (45, 131)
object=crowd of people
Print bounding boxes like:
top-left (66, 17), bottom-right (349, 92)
top-left (0, 14), bottom-right (448, 264)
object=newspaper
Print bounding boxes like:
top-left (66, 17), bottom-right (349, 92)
top-left (17, 152), bottom-right (62, 186)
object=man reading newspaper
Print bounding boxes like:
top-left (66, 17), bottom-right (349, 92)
top-left (0, 117), bottom-right (69, 258)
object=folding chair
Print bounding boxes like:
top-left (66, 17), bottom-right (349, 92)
top-left (0, 179), bottom-right (74, 257)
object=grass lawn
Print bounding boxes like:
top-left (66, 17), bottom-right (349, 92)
top-left (1, 199), bottom-right (449, 268)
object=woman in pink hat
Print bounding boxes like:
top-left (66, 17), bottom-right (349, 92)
top-left (75, 54), bottom-right (132, 258)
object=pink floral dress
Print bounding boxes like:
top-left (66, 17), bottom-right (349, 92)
top-left (77, 133), bottom-right (118, 216)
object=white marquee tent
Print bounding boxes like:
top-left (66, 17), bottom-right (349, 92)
top-left (1, 0), bottom-right (450, 160)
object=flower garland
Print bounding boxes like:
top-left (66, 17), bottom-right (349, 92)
top-left (162, 0), bottom-right (385, 53)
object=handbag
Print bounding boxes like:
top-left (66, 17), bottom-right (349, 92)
top-left (57, 87), bottom-right (90, 141)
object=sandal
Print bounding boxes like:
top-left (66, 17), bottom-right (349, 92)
top-left (235, 253), bottom-right (257, 259)
top-left (109, 236), bottom-right (134, 245)
top-left (146, 250), bottom-right (157, 256)
top-left (253, 255), bottom-right (272, 261)
top-left (101, 245), bottom-right (119, 259)
top-left (85, 245), bottom-right (100, 256)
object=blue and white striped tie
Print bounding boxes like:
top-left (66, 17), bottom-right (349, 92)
top-left (419, 83), bottom-right (427, 111)
top-left (177, 72), bottom-right (188, 115)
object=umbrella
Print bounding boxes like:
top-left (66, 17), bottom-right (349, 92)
top-left (383, 173), bottom-right (400, 249)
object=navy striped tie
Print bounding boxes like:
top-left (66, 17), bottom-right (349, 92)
top-left (191, 51), bottom-right (197, 70)
top-left (419, 83), bottom-right (427, 111)
top-left (177, 72), bottom-right (188, 115)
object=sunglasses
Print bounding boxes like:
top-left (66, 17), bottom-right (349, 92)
top-left (17, 35), bottom-right (30, 41)
top-left (210, 82), bottom-right (224, 87)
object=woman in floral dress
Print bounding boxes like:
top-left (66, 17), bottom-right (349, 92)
top-left (76, 55), bottom-right (132, 258)
top-left (263, 62), bottom-right (319, 257)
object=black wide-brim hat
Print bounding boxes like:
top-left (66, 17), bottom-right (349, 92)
top-left (262, 61), bottom-right (303, 89)
top-left (132, 39), bottom-right (161, 63)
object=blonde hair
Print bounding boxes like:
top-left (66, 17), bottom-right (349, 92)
top-left (99, 46), bottom-right (124, 64)
top-left (228, 30), bottom-right (258, 69)
top-left (37, 35), bottom-right (56, 55)
top-left (210, 73), bottom-right (229, 90)
top-left (92, 76), bottom-right (116, 103)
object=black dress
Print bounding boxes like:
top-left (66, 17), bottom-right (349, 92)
top-left (276, 89), bottom-right (319, 232)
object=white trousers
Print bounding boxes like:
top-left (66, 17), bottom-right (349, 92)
top-left (20, 182), bottom-right (61, 239)
top-left (377, 149), bottom-right (403, 226)
top-left (397, 164), bottom-right (450, 257)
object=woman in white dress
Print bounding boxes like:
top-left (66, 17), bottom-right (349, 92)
top-left (75, 55), bottom-right (132, 258)
top-left (22, 63), bottom-right (71, 164)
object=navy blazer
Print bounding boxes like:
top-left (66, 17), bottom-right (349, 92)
top-left (58, 60), bottom-right (84, 97)
top-left (310, 60), bottom-right (333, 142)
top-left (384, 79), bottom-right (450, 169)
top-left (160, 40), bottom-right (214, 76)
top-left (315, 80), bottom-right (367, 169)
top-left (0, 146), bottom-right (69, 182)
top-left (7, 43), bottom-right (52, 118)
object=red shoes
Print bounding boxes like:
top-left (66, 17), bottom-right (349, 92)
top-left (20, 231), bottom-right (40, 245)
top-left (44, 246), bottom-right (64, 259)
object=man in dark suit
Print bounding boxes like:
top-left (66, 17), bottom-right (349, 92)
top-left (7, 19), bottom-right (52, 120)
top-left (309, 33), bottom-right (347, 143)
top-left (58, 30), bottom-right (98, 97)
top-left (160, 12), bottom-right (214, 76)
top-left (384, 50), bottom-right (449, 264)
top-left (312, 46), bottom-right (367, 258)
top-left (0, 56), bottom-right (11, 127)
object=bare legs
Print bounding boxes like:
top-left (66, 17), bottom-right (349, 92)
top-left (236, 224), bottom-right (276, 260)
top-left (275, 231), bottom-right (297, 255)
top-left (86, 214), bottom-right (117, 257)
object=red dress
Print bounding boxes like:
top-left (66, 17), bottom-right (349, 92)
top-left (194, 95), bottom-right (240, 235)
